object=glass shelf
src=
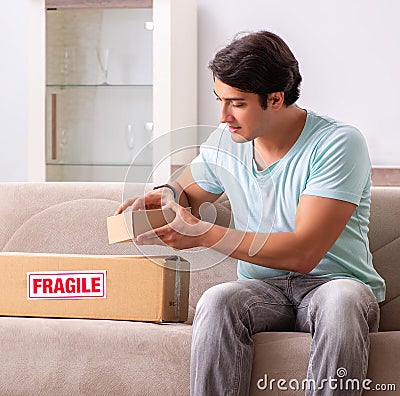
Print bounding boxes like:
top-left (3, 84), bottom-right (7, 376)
top-left (46, 162), bottom-right (151, 167)
top-left (46, 162), bottom-right (153, 182)
top-left (46, 83), bottom-right (153, 88)
top-left (46, 85), bottom-right (153, 167)
top-left (45, 8), bottom-right (155, 182)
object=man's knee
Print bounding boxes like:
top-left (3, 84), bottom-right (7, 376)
top-left (313, 279), bottom-right (374, 306)
top-left (196, 281), bottom-right (245, 315)
top-left (309, 279), bottom-right (379, 329)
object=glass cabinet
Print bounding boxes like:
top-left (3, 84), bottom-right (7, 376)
top-left (45, 1), bottom-right (197, 183)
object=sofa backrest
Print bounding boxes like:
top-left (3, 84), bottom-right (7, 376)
top-left (368, 187), bottom-right (400, 331)
top-left (0, 183), bottom-right (398, 330)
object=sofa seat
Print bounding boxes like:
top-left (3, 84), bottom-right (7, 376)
top-left (0, 316), bottom-right (192, 396)
top-left (250, 332), bottom-right (400, 396)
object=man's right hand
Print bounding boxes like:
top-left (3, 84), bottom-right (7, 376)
top-left (114, 187), bottom-right (175, 215)
top-left (114, 167), bottom-right (222, 217)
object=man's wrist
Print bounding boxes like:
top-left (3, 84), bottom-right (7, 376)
top-left (198, 223), bottom-right (219, 248)
top-left (153, 184), bottom-right (177, 200)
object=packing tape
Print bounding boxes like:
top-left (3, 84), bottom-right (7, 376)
top-left (174, 256), bottom-right (182, 322)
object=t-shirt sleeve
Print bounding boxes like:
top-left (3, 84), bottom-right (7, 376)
top-left (302, 125), bottom-right (371, 205)
top-left (190, 126), bottom-right (225, 194)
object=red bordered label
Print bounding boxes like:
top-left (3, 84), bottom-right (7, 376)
top-left (27, 270), bottom-right (107, 300)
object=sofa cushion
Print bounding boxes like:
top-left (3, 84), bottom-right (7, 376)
top-left (249, 332), bottom-right (400, 395)
top-left (369, 187), bottom-right (400, 253)
top-left (369, 187), bottom-right (400, 331)
top-left (0, 317), bottom-right (191, 396)
top-left (0, 182), bottom-right (128, 251)
top-left (372, 239), bottom-right (400, 331)
top-left (250, 332), bottom-right (310, 395)
top-left (3, 198), bottom-right (133, 255)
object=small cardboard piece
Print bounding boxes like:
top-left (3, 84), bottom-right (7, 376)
top-left (0, 252), bottom-right (190, 323)
top-left (107, 208), bottom-right (188, 244)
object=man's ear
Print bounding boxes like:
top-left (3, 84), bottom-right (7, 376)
top-left (268, 92), bottom-right (284, 109)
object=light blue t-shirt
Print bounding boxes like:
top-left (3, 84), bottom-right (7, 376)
top-left (190, 110), bottom-right (386, 302)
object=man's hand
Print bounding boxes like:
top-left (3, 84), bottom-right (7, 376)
top-left (136, 201), bottom-right (213, 249)
top-left (114, 187), bottom-right (175, 215)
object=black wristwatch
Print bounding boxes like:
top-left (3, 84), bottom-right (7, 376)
top-left (153, 184), bottom-right (177, 200)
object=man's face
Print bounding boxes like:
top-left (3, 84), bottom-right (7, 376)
top-left (213, 78), bottom-right (271, 143)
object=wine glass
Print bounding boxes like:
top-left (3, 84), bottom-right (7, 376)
top-left (144, 122), bottom-right (154, 154)
top-left (60, 47), bottom-right (76, 84)
top-left (126, 124), bottom-right (135, 162)
top-left (96, 47), bottom-right (110, 85)
top-left (59, 129), bottom-right (69, 163)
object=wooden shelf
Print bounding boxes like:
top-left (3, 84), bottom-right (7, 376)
top-left (46, 0), bottom-right (152, 9)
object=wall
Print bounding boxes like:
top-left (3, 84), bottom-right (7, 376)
top-left (196, 0), bottom-right (400, 167)
top-left (0, 2), bottom-right (29, 181)
top-left (0, 0), bottom-right (45, 182)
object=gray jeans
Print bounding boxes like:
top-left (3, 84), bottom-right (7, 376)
top-left (190, 273), bottom-right (380, 396)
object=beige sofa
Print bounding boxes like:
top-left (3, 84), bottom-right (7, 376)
top-left (0, 182), bottom-right (399, 396)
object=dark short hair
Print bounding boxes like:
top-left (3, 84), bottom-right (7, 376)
top-left (209, 31), bottom-right (302, 108)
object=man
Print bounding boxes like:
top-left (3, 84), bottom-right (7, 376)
top-left (116, 31), bottom-right (385, 396)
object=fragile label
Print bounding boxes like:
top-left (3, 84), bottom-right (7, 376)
top-left (27, 270), bottom-right (107, 299)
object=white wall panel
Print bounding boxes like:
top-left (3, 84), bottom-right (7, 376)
top-left (197, 0), bottom-right (400, 166)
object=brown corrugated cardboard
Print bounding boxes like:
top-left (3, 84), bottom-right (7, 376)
top-left (0, 253), bottom-right (190, 322)
top-left (107, 208), bottom-right (176, 244)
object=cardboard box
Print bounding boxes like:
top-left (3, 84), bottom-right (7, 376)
top-left (107, 208), bottom-right (176, 244)
top-left (0, 252), bottom-right (190, 322)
